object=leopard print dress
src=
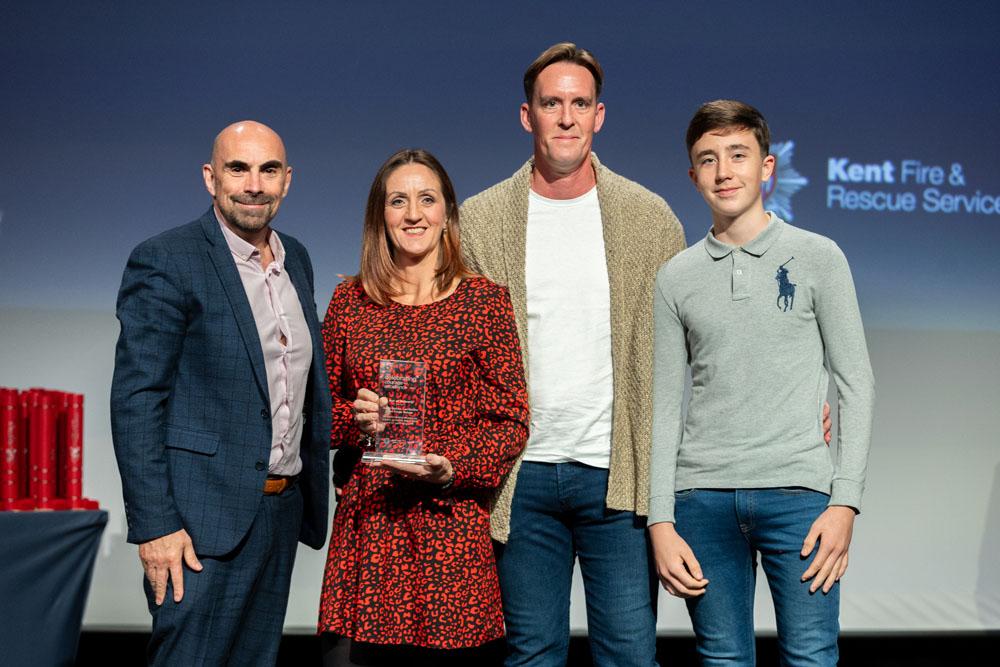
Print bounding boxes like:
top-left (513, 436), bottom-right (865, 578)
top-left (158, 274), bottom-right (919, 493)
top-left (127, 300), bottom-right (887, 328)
top-left (318, 276), bottom-right (529, 649)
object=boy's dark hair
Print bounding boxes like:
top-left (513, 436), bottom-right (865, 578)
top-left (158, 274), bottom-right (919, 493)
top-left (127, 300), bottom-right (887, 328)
top-left (685, 99), bottom-right (770, 163)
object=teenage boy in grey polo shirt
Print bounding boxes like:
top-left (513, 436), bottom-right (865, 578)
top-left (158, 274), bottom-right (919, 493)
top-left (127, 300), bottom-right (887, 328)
top-left (648, 100), bottom-right (875, 666)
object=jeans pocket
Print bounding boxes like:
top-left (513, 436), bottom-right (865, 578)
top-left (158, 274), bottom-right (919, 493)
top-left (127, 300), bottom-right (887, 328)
top-left (674, 488), bottom-right (699, 500)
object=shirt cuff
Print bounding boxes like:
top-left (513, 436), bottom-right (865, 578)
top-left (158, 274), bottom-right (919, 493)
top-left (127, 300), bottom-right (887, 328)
top-left (830, 478), bottom-right (864, 514)
top-left (647, 494), bottom-right (676, 526)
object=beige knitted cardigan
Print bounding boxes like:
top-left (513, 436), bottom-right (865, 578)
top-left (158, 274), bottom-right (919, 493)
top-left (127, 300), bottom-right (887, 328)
top-left (460, 154), bottom-right (687, 542)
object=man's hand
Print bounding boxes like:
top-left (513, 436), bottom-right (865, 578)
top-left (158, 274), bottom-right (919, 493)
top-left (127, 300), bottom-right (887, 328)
top-left (823, 402), bottom-right (832, 445)
top-left (377, 453), bottom-right (454, 486)
top-left (801, 505), bottom-right (855, 594)
top-left (139, 528), bottom-right (203, 605)
top-left (649, 522), bottom-right (709, 598)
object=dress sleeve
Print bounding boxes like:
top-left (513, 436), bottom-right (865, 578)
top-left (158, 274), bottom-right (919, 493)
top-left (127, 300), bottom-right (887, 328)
top-left (322, 282), bottom-right (362, 449)
top-left (449, 285), bottom-right (529, 491)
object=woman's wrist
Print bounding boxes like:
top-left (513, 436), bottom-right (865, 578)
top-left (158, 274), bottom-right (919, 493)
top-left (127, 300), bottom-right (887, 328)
top-left (438, 465), bottom-right (455, 489)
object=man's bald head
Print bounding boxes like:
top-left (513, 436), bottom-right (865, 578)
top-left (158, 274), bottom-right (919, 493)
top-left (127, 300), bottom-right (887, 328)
top-left (210, 120), bottom-right (287, 166)
top-left (203, 120), bottom-right (292, 240)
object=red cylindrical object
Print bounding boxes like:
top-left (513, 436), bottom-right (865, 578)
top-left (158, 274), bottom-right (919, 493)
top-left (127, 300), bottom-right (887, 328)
top-left (54, 391), bottom-right (68, 499)
top-left (30, 390), bottom-right (59, 508)
top-left (1, 388), bottom-right (20, 510)
top-left (64, 393), bottom-right (84, 502)
top-left (19, 390), bottom-right (32, 499)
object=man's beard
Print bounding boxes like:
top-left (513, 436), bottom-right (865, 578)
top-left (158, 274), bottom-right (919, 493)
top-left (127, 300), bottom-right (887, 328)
top-left (221, 194), bottom-right (276, 233)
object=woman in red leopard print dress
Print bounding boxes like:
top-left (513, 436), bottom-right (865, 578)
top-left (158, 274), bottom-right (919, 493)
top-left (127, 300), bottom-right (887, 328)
top-left (317, 149), bottom-right (528, 665)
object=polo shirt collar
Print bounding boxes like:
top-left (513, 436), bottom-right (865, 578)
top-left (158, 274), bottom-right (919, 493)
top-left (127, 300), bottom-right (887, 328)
top-left (703, 212), bottom-right (785, 260)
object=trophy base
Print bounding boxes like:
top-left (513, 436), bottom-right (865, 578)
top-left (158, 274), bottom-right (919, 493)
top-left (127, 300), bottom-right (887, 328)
top-left (34, 498), bottom-right (70, 511)
top-left (69, 498), bottom-right (100, 510)
top-left (362, 452), bottom-right (429, 465)
top-left (1, 498), bottom-right (37, 511)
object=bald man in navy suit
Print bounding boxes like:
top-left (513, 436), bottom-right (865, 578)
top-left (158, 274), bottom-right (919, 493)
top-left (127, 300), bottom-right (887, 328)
top-left (111, 121), bottom-right (331, 665)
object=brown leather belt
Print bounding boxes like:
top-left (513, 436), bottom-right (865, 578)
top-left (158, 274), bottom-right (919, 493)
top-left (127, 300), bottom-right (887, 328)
top-left (263, 475), bottom-right (297, 495)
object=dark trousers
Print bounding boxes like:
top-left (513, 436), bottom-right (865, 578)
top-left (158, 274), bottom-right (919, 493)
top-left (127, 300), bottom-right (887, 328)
top-left (143, 485), bottom-right (303, 666)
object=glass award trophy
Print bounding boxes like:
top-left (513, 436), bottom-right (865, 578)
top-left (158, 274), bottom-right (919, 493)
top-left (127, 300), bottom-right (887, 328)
top-left (362, 359), bottom-right (428, 464)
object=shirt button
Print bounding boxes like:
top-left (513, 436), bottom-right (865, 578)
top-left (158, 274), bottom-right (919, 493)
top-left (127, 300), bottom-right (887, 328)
top-left (736, 269), bottom-right (743, 275)
top-left (260, 408), bottom-right (268, 419)
top-left (255, 461), bottom-right (266, 471)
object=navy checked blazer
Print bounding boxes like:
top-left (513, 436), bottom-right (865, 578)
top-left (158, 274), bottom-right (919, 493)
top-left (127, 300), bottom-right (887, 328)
top-left (111, 209), bottom-right (331, 556)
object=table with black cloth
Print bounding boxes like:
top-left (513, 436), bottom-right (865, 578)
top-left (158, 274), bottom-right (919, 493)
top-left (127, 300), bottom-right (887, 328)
top-left (0, 510), bottom-right (107, 667)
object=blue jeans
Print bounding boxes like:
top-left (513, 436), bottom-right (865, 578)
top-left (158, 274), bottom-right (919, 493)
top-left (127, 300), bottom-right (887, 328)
top-left (674, 488), bottom-right (839, 667)
top-left (495, 461), bottom-right (658, 667)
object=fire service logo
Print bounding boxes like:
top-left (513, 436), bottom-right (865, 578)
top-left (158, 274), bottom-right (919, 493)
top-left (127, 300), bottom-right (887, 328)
top-left (763, 140), bottom-right (808, 221)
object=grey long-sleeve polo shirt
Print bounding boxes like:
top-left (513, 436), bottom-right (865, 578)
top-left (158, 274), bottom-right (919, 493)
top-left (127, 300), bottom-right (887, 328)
top-left (648, 214), bottom-right (875, 525)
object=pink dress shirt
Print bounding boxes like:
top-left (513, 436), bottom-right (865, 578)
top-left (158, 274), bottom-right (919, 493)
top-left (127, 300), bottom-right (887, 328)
top-left (218, 214), bottom-right (312, 476)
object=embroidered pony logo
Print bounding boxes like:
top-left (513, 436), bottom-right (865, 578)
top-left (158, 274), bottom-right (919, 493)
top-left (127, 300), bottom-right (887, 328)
top-left (776, 258), bottom-right (796, 312)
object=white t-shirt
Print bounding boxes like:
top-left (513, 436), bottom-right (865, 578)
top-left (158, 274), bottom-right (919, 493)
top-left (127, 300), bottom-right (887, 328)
top-left (523, 186), bottom-right (613, 468)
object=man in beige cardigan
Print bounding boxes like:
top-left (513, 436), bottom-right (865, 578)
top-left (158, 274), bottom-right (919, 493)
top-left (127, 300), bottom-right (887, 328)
top-left (461, 43), bottom-right (686, 666)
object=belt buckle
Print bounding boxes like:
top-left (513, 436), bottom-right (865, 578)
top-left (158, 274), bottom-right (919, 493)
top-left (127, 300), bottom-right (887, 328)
top-left (263, 475), bottom-right (291, 495)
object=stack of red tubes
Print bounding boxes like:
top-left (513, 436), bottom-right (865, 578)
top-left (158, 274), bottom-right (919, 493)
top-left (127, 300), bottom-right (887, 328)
top-left (0, 387), bottom-right (98, 511)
